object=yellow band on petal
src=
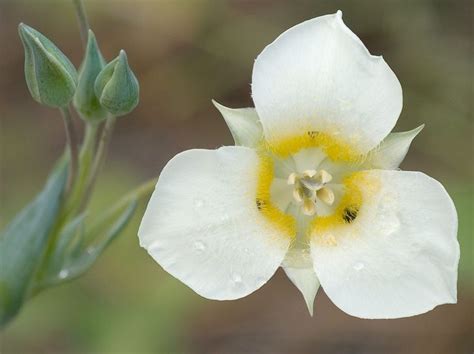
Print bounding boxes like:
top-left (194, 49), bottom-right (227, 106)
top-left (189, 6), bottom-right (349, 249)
top-left (309, 171), bottom-right (380, 242)
top-left (265, 130), bottom-right (362, 162)
top-left (256, 152), bottom-right (297, 239)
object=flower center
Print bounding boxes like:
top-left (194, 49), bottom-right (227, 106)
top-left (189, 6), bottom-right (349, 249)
top-left (255, 131), bottom-right (366, 241)
top-left (287, 169), bottom-right (335, 216)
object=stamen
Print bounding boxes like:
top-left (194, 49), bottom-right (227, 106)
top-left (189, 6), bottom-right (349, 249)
top-left (303, 199), bottom-right (316, 216)
top-left (316, 170), bottom-right (332, 184)
top-left (293, 188), bottom-right (304, 203)
top-left (302, 169), bottom-right (317, 178)
top-left (288, 169), bottom-right (335, 216)
top-left (317, 187), bottom-right (335, 205)
top-left (287, 172), bottom-right (297, 185)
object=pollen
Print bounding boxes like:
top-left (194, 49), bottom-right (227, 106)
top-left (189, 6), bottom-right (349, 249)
top-left (255, 152), bottom-right (297, 238)
top-left (265, 130), bottom-right (363, 162)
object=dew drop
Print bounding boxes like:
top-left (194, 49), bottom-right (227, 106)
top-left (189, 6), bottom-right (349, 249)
top-left (353, 262), bottom-right (365, 271)
top-left (59, 270), bottom-right (69, 279)
top-left (338, 98), bottom-right (352, 112)
top-left (194, 240), bottom-right (206, 252)
top-left (385, 216), bottom-right (401, 235)
top-left (231, 273), bottom-right (242, 284)
top-left (193, 199), bottom-right (204, 208)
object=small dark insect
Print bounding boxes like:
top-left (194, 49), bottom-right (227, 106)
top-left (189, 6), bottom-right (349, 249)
top-left (307, 131), bottom-right (320, 139)
top-left (342, 206), bottom-right (359, 223)
top-left (256, 198), bottom-right (266, 210)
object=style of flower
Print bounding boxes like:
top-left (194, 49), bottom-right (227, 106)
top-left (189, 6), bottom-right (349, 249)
top-left (138, 11), bottom-right (459, 318)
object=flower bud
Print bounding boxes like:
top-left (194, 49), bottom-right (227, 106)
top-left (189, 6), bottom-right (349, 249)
top-left (73, 30), bottom-right (108, 122)
top-left (18, 23), bottom-right (77, 108)
top-left (94, 50), bottom-right (139, 117)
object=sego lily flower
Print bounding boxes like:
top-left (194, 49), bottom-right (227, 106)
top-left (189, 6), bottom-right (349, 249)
top-left (139, 11), bottom-right (459, 318)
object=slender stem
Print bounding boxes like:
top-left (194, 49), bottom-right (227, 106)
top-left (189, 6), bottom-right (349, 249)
top-left (80, 116), bottom-right (116, 210)
top-left (81, 122), bottom-right (100, 158)
top-left (62, 122), bottom-right (99, 216)
top-left (60, 107), bottom-right (79, 192)
top-left (72, 0), bottom-right (90, 47)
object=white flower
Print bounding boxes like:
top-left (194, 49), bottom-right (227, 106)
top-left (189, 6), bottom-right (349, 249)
top-left (138, 11), bottom-right (459, 318)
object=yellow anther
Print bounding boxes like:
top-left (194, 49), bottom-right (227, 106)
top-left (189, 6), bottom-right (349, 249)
top-left (303, 199), bottom-right (316, 216)
top-left (293, 188), bottom-right (304, 203)
top-left (317, 187), bottom-right (335, 205)
top-left (316, 169), bottom-right (332, 184)
top-left (287, 172), bottom-right (297, 185)
top-left (303, 169), bottom-right (317, 178)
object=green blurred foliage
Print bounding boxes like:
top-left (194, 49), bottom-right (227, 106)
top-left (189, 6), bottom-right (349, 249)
top-left (0, 0), bottom-right (472, 353)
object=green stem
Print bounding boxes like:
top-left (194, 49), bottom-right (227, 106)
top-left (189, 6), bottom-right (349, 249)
top-left (60, 107), bottom-right (79, 192)
top-left (34, 123), bottom-right (98, 282)
top-left (81, 122), bottom-right (99, 157)
top-left (63, 122), bottom-right (99, 214)
top-left (80, 116), bottom-right (116, 210)
top-left (72, 0), bottom-right (90, 47)
top-left (78, 123), bottom-right (100, 183)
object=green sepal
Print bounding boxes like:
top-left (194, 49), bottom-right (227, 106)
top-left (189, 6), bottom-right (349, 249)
top-left (73, 30), bottom-right (108, 122)
top-left (212, 100), bottom-right (263, 148)
top-left (0, 160), bottom-right (68, 327)
top-left (18, 23), bottom-right (77, 108)
top-left (366, 125), bottom-right (425, 169)
top-left (95, 50), bottom-right (139, 117)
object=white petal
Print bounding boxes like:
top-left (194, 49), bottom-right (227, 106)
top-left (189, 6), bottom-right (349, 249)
top-left (252, 11), bottom-right (402, 153)
top-left (138, 146), bottom-right (291, 300)
top-left (366, 125), bottom-right (424, 169)
top-left (283, 266), bottom-right (320, 316)
top-left (310, 170), bottom-right (459, 319)
top-left (212, 100), bottom-right (263, 148)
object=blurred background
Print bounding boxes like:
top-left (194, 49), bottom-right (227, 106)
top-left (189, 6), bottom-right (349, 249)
top-left (1, 0), bottom-right (472, 353)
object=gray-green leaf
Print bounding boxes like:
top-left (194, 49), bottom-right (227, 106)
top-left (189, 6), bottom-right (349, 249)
top-left (0, 162), bottom-right (67, 327)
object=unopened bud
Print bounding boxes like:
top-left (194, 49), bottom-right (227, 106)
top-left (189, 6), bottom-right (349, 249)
top-left (73, 30), bottom-right (108, 122)
top-left (18, 23), bottom-right (77, 108)
top-left (94, 50), bottom-right (139, 117)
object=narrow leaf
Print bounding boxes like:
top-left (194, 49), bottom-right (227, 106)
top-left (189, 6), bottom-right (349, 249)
top-left (0, 162), bottom-right (67, 326)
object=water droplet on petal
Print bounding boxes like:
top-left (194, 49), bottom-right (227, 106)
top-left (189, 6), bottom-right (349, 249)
top-left (194, 240), bottom-right (206, 252)
top-left (353, 262), bottom-right (365, 271)
top-left (231, 273), bottom-right (242, 284)
top-left (59, 270), bottom-right (69, 279)
top-left (193, 199), bottom-right (204, 208)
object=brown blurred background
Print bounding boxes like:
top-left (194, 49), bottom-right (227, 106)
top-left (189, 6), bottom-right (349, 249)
top-left (1, 0), bottom-right (473, 353)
